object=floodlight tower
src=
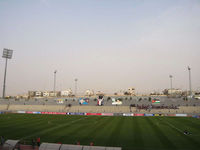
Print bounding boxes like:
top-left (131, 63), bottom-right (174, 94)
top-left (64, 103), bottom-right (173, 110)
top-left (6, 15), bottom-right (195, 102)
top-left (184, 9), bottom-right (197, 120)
top-left (188, 66), bottom-right (192, 97)
top-left (75, 78), bottom-right (78, 97)
top-left (169, 75), bottom-right (173, 94)
top-left (54, 70), bottom-right (57, 97)
top-left (2, 48), bottom-right (13, 98)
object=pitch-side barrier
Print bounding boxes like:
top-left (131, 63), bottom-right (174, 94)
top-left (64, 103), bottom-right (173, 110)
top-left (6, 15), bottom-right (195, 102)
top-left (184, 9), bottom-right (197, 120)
top-left (0, 110), bottom-right (199, 118)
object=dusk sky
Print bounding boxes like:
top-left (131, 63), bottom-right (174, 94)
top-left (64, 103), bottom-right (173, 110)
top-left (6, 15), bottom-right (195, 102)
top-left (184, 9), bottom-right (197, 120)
top-left (0, 0), bottom-right (200, 96)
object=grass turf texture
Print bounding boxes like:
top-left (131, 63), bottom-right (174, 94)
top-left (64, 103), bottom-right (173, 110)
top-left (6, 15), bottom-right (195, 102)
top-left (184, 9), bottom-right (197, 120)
top-left (0, 114), bottom-right (200, 150)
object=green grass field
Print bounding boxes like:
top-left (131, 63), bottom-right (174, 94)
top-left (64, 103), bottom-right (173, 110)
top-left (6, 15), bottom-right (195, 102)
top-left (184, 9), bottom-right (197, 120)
top-left (0, 114), bottom-right (200, 150)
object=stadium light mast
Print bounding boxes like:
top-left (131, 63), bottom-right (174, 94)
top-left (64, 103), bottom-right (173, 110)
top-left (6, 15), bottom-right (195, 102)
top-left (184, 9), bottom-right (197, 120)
top-left (2, 48), bottom-right (13, 98)
top-left (53, 70), bottom-right (57, 97)
top-left (75, 78), bottom-right (78, 97)
top-left (169, 75), bottom-right (173, 95)
top-left (188, 66), bottom-right (192, 97)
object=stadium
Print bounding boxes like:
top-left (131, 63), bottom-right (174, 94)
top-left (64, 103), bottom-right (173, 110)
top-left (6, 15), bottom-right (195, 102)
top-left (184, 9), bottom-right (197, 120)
top-left (0, 96), bottom-right (200, 150)
top-left (1, 0), bottom-right (200, 150)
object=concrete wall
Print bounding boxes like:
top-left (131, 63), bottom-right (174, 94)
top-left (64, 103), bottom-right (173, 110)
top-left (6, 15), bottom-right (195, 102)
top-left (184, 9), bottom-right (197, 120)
top-left (1, 104), bottom-right (200, 114)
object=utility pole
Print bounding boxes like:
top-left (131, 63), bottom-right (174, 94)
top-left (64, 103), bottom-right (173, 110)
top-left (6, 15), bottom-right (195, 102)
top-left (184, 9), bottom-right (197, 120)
top-left (54, 70), bottom-right (57, 97)
top-left (2, 48), bottom-right (13, 98)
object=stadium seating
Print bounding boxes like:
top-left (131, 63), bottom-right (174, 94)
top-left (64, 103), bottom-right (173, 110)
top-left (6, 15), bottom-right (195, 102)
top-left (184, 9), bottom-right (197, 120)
top-left (0, 105), bottom-right (7, 111)
top-left (1, 96), bottom-right (200, 114)
top-left (0, 104), bottom-right (200, 114)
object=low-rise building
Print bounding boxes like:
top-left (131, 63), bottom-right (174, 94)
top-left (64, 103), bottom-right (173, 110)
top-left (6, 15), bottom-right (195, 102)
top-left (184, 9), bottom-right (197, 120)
top-left (49, 91), bottom-right (57, 97)
top-left (168, 89), bottom-right (182, 95)
top-left (123, 88), bottom-right (136, 95)
top-left (28, 91), bottom-right (35, 97)
top-left (128, 87), bottom-right (135, 95)
top-left (85, 89), bottom-right (94, 96)
top-left (96, 91), bottom-right (105, 96)
top-left (60, 89), bottom-right (73, 97)
top-left (43, 91), bottom-right (50, 97)
top-left (35, 91), bottom-right (42, 97)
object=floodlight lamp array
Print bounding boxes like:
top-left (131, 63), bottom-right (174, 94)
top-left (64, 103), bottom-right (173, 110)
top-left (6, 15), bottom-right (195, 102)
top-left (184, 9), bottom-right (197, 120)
top-left (2, 48), bottom-right (13, 59)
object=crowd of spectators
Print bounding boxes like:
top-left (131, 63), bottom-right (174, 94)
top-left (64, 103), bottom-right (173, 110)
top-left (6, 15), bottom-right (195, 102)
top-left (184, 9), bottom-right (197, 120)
top-left (130, 104), bottom-right (178, 110)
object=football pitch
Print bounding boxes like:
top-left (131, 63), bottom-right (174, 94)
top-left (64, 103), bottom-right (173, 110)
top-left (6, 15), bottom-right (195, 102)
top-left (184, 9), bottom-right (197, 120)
top-left (0, 114), bottom-right (200, 150)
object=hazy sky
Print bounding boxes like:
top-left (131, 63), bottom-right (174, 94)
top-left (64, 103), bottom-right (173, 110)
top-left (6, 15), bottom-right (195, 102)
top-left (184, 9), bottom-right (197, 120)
top-left (0, 0), bottom-right (200, 96)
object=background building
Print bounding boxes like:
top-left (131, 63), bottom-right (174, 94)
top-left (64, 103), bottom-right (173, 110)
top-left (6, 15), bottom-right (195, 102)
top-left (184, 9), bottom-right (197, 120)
top-left (60, 89), bottom-right (73, 97)
top-left (128, 87), bottom-right (135, 95)
top-left (163, 89), bottom-right (183, 95)
top-left (85, 89), bottom-right (94, 96)
top-left (43, 91), bottom-right (50, 97)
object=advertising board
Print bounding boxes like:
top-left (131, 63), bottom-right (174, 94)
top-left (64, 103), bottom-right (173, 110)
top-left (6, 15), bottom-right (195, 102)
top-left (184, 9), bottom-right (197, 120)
top-left (101, 113), bottom-right (113, 116)
top-left (167, 114), bottom-right (175, 116)
top-left (113, 113), bottom-right (123, 116)
top-left (68, 112), bottom-right (85, 115)
top-left (134, 114), bottom-right (144, 116)
top-left (123, 113), bottom-right (133, 116)
top-left (144, 114), bottom-right (154, 116)
top-left (41, 112), bottom-right (48, 114)
top-left (86, 113), bottom-right (102, 116)
top-left (175, 114), bottom-right (187, 117)
top-left (54, 112), bottom-right (66, 115)
top-left (33, 112), bottom-right (41, 114)
top-left (41, 112), bottom-right (58, 114)
top-left (192, 115), bottom-right (198, 118)
top-left (17, 111), bottom-right (26, 114)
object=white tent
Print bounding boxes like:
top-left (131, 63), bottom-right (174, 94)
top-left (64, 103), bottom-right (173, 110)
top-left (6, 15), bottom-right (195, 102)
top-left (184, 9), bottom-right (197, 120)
top-left (60, 144), bottom-right (83, 150)
top-left (39, 143), bottom-right (61, 150)
top-left (2, 140), bottom-right (20, 150)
